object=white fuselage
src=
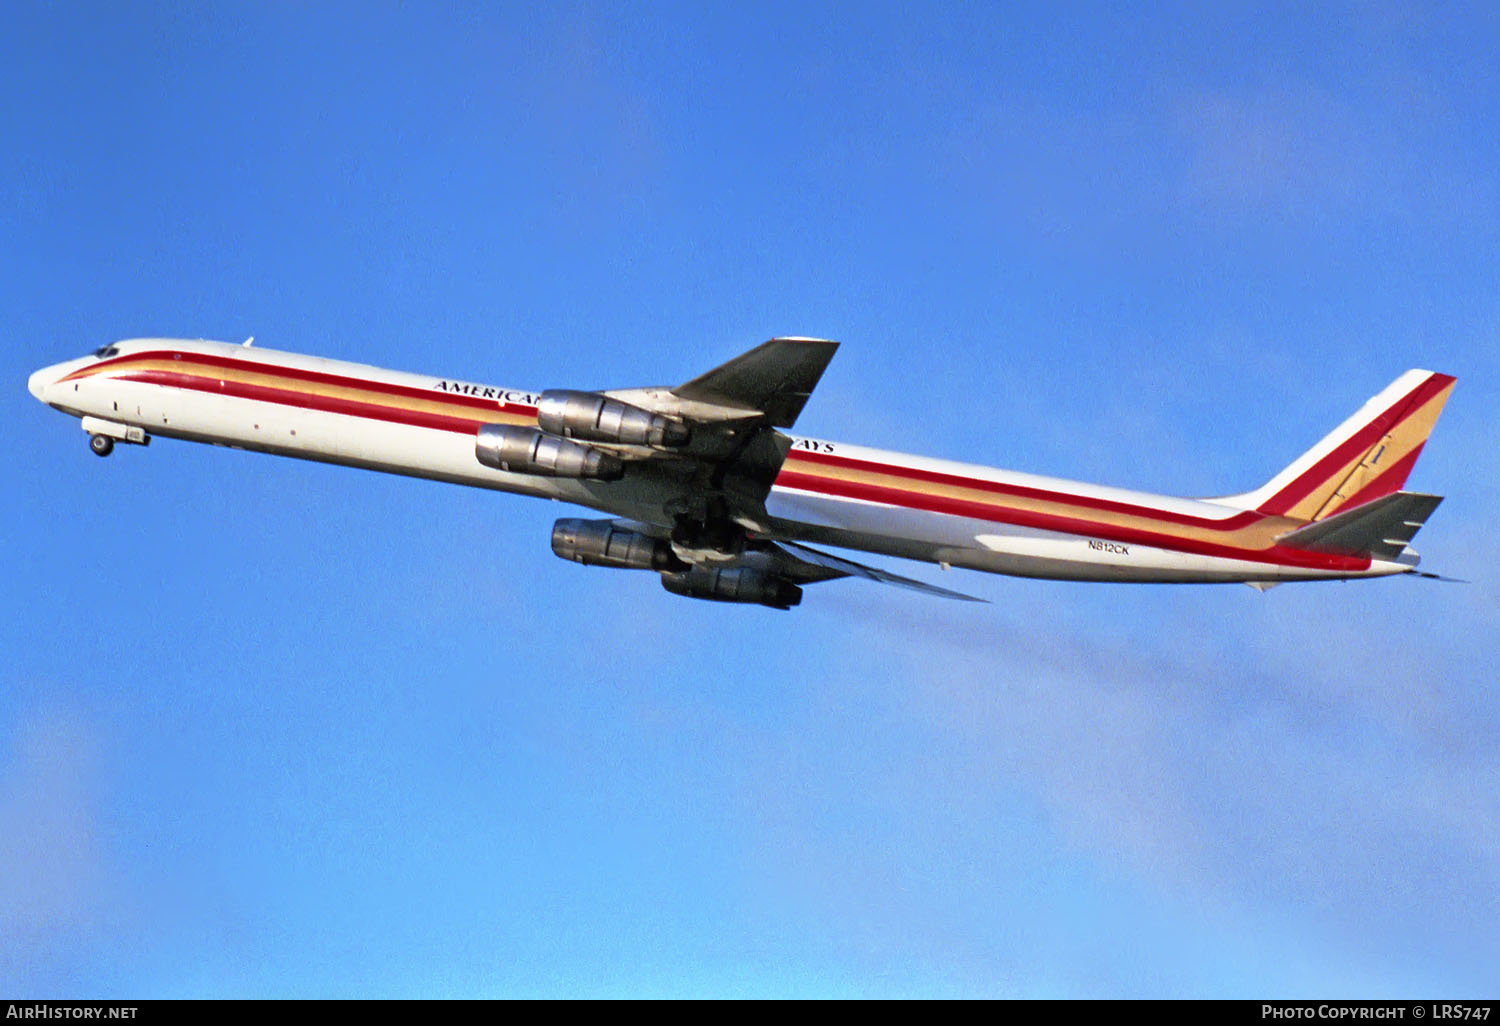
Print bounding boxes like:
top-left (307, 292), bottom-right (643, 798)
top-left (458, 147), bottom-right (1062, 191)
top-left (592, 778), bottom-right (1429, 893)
top-left (28, 339), bottom-right (1410, 586)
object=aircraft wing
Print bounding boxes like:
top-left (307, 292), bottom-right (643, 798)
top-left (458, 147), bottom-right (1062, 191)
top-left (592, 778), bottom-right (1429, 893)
top-left (771, 540), bottom-right (987, 601)
top-left (567, 520), bottom-right (986, 606)
top-left (592, 338), bottom-right (841, 539)
top-left (671, 337), bottom-right (839, 428)
top-left (531, 338), bottom-right (984, 607)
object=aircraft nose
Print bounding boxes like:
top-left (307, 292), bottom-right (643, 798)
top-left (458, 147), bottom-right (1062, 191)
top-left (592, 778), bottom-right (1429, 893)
top-left (27, 365), bottom-right (53, 401)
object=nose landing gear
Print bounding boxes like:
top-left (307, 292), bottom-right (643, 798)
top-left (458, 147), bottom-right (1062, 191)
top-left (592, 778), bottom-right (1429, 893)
top-left (79, 417), bottom-right (149, 456)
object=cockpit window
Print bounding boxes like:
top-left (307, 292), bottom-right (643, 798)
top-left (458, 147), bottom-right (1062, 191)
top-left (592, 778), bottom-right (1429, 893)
top-left (94, 345), bottom-right (120, 358)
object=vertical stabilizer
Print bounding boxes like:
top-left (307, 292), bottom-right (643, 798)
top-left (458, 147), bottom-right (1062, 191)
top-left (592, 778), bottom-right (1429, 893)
top-left (1212, 370), bottom-right (1455, 521)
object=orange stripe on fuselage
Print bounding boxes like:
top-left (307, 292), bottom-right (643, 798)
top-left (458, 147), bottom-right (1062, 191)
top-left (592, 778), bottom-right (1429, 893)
top-left (773, 468), bottom-right (1366, 570)
top-left (774, 451), bottom-right (1353, 567)
top-left (67, 349), bottom-right (1364, 569)
top-left (62, 350), bottom-right (538, 430)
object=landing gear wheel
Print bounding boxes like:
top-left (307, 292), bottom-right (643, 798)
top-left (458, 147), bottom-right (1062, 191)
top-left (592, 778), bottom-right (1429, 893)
top-left (89, 434), bottom-right (114, 457)
top-left (670, 513), bottom-right (746, 561)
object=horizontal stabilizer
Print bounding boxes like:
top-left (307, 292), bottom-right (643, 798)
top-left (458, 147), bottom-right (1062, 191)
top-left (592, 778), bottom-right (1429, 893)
top-left (775, 540), bottom-right (987, 602)
top-left (1276, 491), bottom-right (1442, 560)
top-left (673, 337), bottom-right (838, 427)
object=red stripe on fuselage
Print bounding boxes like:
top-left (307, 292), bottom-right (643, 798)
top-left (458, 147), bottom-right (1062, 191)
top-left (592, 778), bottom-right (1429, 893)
top-left (74, 349), bottom-right (539, 417)
top-left (94, 348), bottom-right (1368, 571)
top-left (780, 448), bottom-right (1262, 530)
top-left (116, 369), bottom-right (495, 434)
top-left (774, 471), bottom-right (1369, 571)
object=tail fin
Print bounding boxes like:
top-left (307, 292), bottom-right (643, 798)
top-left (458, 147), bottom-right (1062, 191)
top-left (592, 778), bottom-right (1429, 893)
top-left (1213, 370), bottom-right (1456, 521)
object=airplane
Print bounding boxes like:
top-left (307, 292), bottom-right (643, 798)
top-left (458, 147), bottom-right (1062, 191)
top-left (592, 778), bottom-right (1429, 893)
top-left (27, 337), bottom-right (1455, 608)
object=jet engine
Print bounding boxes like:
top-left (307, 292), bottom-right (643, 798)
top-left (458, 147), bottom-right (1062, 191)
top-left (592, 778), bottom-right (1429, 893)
top-left (660, 567), bottom-right (803, 610)
top-left (537, 390), bottom-right (690, 449)
top-left (476, 424), bottom-right (623, 480)
top-left (551, 518), bottom-right (686, 572)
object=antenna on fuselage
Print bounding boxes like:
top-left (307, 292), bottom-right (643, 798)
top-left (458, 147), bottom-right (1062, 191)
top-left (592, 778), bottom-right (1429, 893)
top-left (243, 336), bottom-right (255, 347)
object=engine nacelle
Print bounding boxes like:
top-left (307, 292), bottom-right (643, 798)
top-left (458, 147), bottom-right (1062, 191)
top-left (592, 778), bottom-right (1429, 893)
top-left (551, 518), bottom-right (686, 572)
top-left (537, 390), bottom-right (690, 449)
top-left (476, 424), bottom-right (623, 480)
top-left (661, 567), bottom-right (803, 610)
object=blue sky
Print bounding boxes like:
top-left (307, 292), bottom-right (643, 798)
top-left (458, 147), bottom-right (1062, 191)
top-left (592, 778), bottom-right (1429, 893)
top-left (4, 1), bottom-right (1498, 997)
